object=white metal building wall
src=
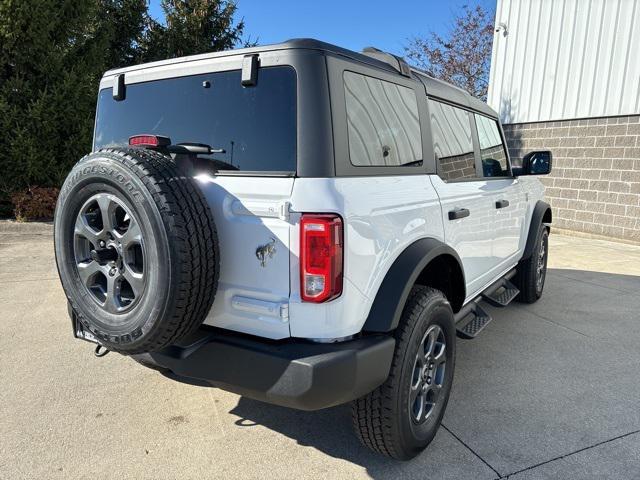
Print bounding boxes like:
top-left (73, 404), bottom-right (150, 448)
top-left (487, 0), bottom-right (640, 124)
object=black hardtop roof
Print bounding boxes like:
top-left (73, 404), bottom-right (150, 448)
top-left (104, 38), bottom-right (497, 119)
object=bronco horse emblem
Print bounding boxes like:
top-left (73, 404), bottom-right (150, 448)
top-left (256, 237), bottom-right (277, 268)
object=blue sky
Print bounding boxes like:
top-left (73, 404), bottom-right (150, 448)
top-left (149, 0), bottom-right (496, 56)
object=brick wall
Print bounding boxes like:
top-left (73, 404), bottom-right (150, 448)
top-left (503, 115), bottom-right (640, 243)
top-left (439, 151), bottom-right (476, 180)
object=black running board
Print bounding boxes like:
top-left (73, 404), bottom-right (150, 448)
top-left (456, 303), bottom-right (492, 339)
top-left (455, 269), bottom-right (519, 340)
top-left (482, 277), bottom-right (520, 307)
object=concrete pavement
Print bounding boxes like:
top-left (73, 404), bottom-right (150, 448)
top-left (1, 222), bottom-right (639, 479)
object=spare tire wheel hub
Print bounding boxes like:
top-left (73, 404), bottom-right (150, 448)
top-left (74, 192), bottom-right (145, 314)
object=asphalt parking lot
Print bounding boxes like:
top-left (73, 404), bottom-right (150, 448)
top-left (1, 222), bottom-right (640, 480)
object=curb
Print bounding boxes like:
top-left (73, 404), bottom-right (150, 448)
top-left (552, 227), bottom-right (640, 247)
top-left (0, 220), bottom-right (53, 234)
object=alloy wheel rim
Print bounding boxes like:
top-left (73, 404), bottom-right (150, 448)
top-left (409, 324), bottom-right (447, 424)
top-left (73, 193), bottom-right (146, 314)
top-left (536, 234), bottom-right (547, 291)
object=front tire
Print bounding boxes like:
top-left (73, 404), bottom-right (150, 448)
top-left (352, 286), bottom-right (456, 460)
top-left (514, 223), bottom-right (549, 304)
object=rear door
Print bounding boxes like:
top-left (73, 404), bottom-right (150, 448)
top-left (427, 99), bottom-right (498, 297)
top-left (94, 63), bottom-right (298, 339)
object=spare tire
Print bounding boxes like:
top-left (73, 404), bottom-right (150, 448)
top-left (54, 148), bottom-right (219, 354)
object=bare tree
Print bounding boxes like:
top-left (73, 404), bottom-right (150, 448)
top-left (405, 4), bottom-right (494, 100)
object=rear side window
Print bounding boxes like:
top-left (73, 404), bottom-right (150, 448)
top-left (344, 71), bottom-right (422, 167)
top-left (429, 100), bottom-right (476, 181)
top-left (475, 114), bottom-right (510, 177)
top-left (94, 67), bottom-right (296, 173)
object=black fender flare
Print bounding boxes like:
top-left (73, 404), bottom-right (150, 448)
top-left (522, 201), bottom-right (552, 260)
top-left (362, 238), bottom-right (465, 333)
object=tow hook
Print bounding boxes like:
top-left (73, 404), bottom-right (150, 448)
top-left (94, 344), bottom-right (110, 358)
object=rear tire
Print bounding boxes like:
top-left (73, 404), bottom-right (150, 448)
top-left (352, 286), bottom-right (456, 460)
top-left (514, 223), bottom-right (549, 304)
top-left (54, 148), bottom-right (219, 354)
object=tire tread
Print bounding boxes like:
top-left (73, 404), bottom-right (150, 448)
top-left (68, 148), bottom-right (219, 354)
top-left (351, 286), bottom-right (448, 459)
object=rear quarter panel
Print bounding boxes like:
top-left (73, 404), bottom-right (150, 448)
top-left (288, 176), bottom-right (444, 339)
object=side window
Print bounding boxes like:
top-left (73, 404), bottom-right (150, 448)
top-left (428, 100), bottom-right (476, 181)
top-left (475, 114), bottom-right (510, 177)
top-left (344, 71), bottom-right (422, 167)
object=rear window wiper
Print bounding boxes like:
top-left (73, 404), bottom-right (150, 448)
top-left (168, 142), bottom-right (225, 155)
top-left (170, 143), bottom-right (238, 171)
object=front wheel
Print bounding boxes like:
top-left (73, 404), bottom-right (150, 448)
top-left (352, 286), bottom-right (456, 460)
top-left (514, 223), bottom-right (549, 303)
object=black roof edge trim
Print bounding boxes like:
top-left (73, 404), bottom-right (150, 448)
top-left (361, 47), bottom-right (412, 77)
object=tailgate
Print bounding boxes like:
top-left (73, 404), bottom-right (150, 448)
top-left (197, 175), bottom-right (294, 339)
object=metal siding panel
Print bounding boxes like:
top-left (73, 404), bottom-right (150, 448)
top-left (524, 0), bottom-right (544, 120)
top-left (536, 1), bottom-right (558, 120)
top-left (489, 0), bottom-right (640, 122)
top-left (578, 0), bottom-right (606, 118)
top-left (596, 0), bottom-right (623, 116)
top-left (621, 0), bottom-right (640, 113)
top-left (613, 0), bottom-right (636, 113)
top-left (515, 0), bottom-right (535, 121)
top-left (568, 0), bottom-right (592, 119)
top-left (551, 0), bottom-right (577, 120)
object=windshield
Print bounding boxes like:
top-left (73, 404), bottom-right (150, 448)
top-left (94, 66), bottom-right (297, 173)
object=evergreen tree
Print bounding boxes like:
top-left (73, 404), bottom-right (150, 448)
top-left (140, 0), bottom-right (249, 62)
top-left (0, 0), bottom-right (250, 217)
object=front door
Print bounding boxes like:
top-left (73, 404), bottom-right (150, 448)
top-left (473, 113), bottom-right (528, 270)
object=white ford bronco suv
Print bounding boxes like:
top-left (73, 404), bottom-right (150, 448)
top-left (54, 39), bottom-right (552, 460)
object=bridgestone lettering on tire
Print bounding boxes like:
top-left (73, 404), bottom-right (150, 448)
top-left (54, 148), bottom-right (219, 354)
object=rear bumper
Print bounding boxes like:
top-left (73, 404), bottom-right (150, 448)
top-left (131, 328), bottom-right (395, 411)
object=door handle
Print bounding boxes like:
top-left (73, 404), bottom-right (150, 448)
top-left (495, 199), bottom-right (510, 209)
top-left (448, 208), bottom-right (470, 220)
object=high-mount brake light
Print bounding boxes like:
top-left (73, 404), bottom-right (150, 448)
top-left (128, 135), bottom-right (171, 148)
top-left (300, 214), bottom-right (343, 303)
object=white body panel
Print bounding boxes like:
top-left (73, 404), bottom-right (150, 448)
top-left (491, 178), bottom-right (528, 270)
top-left (197, 175), bottom-right (293, 339)
top-left (195, 172), bottom-right (545, 340)
top-left (429, 176), bottom-right (497, 297)
top-left (288, 176), bottom-right (443, 339)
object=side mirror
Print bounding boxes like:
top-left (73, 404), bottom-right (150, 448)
top-left (513, 150), bottom-right (552, 176)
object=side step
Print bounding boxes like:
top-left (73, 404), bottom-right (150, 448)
top-left (454, 269), bottom-right (519, 340)
top-left (456, 303), bottom-right (492, 339)
top-left (482, 278), bottom-right (520, 307)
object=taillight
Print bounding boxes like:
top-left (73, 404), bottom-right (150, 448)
top-left (300, 214), bottom-right (343, 302)
top-left (128, 135), bottom-right (171, 148)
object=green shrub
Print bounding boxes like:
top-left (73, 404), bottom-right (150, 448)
top-left (0, 0), bottom-right (250, 219)
top-left (11, 187), bottom-right (59, 222)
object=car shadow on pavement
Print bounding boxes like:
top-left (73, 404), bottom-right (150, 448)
top-left (229, 397), bottom-right (432, 477)
top-left (226, 268), bottom-right (640, 478)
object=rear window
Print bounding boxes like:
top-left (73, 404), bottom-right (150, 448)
top-left (94, 66), bottom-right (297, 173)
top-left (344, 71), bottom-right (422, 167)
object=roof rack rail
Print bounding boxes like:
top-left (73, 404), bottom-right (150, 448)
top-left (361, 47), bottom-right (412, 77)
